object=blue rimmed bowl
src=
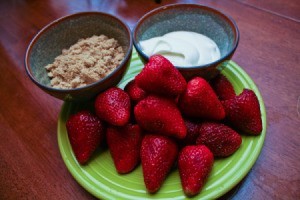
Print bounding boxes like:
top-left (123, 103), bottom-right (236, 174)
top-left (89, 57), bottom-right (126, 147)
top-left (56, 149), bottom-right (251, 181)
top-left (133, 4), bottom-right (239, 80)
top-left (25, 12), bottom-right (133, 101)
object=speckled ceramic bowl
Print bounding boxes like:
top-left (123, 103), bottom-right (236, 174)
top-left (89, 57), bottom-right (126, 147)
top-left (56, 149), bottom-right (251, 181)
top-left (25, 12), bottom-right (132, 101)
top-left (133, 4), bottom-right (239, 80)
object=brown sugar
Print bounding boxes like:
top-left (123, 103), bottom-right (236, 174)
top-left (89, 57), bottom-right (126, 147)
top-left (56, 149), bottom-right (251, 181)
top-left (45, 35), bottom-right (125, 89)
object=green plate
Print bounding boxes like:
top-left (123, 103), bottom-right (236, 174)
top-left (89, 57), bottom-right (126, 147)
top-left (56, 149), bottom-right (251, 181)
top-left (58, 51), bottom-right (267, 200)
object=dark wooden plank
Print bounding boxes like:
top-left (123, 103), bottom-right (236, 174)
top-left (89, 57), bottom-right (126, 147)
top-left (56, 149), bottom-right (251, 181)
top-left (237, 0), bottom-right (300, 22)
top-left (0, 0), bottom-right (299, 199)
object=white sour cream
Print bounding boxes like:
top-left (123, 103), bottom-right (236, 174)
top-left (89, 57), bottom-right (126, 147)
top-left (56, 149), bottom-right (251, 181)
top-left (140, 31), bottom-right (221, 67)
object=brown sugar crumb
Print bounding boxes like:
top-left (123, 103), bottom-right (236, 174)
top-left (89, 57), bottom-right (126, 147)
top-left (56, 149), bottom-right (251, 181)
top-left (45, 35), bottom-right (125, 89)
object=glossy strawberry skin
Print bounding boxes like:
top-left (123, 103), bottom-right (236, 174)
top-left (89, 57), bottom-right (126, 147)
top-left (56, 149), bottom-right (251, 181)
top-left (196, 122), bottom-right (242, 157)
top-left (222, 89), bottom-right (262, 135)
top-left (134, 95), bottom-right (187, 139)
top-left (178, 145), bottom-right (214, 197)
top-left (135, 55), bottom-right (187, 97)
top-left (210, 74), bottom-right (236, 100)
top-left (95, 87), bottom-right (131, 126)
top-left (124, 79), bottom-right (147, 104)
top-left (179, 77), bottom-right (225, 120)
top-left (106, 124), bottom-right (142, 174)
top-left (66, 110), bottom-right (105, 165)
top-left (140, 135), bottom-right (178, 193)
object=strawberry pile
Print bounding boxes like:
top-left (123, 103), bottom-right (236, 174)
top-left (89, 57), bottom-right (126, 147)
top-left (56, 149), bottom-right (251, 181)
top-left (66, 55), bottom-right (263, 197)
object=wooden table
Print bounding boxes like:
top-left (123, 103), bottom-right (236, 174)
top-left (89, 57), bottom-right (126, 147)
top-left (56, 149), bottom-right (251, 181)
top-left (0, 0), bottom-right (299, 199)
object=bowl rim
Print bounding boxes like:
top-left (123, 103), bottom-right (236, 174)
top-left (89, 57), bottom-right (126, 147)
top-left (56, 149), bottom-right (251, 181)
top-left (24, 11), bottom-right (133, 93)
top-left (132, 3), bottom-right (240, 70)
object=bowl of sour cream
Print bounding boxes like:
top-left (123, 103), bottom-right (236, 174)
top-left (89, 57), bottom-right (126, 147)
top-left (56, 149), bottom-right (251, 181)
top-left (133, 4), bottom-right (239, 80)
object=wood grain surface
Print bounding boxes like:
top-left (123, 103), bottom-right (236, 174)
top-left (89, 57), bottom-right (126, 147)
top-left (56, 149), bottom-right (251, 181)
top-left (0, 0), bottom-right (299, 199)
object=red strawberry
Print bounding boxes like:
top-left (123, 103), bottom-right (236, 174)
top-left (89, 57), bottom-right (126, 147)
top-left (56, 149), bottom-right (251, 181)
top-left (222, 89), bottom-right (262, 135)
top-left (134, 95), bottom-right (187, 139)
top-left (95, 87), bottom-right (131, 126)
top-left (178, 145), bottom-right (214, 197)
top-left (182, 119), bottom-right (201, 145)
top-left (140, 135), bottom-right (178, 193)
top-left (135, 55), bottom-right (187, 97)
top-left (106, 124), bottom-right (142, 174)
top-left (210, 74), bottom-right (236, 100)
top-left (124, 79), bottom-right (147, 103)
top-left (196, 122), bottom-right (242, 157)
top-left (66, 110), bottom-right (105, 164)
top-left (179, 77), bottom-right (225, 120)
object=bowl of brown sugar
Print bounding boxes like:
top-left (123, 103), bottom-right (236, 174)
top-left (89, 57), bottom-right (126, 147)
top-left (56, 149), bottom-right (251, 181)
top-left (25, 12), bottom-right (133, 101)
